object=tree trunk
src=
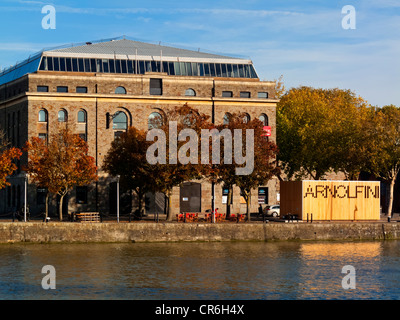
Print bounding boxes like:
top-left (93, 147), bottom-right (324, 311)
top-left (59, 194), bottom-right (64, 221)
top-left (45, 193), bottom-right (49, 219)
top-left (244, 191), bottom-right (251, 222)
top-left (166, 191), bottom-right (172, 221)
top-left (225, 186), bottom-right (232, 219)
top-left (388, 178), bottom-right (396, 218)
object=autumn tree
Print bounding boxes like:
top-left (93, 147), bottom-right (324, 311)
top-left (363, 105), bottom-right (400, 217)
top-left (0, 130), bottom-right (22, 190)
top-left (277, 86), bottom-right (370, 180)
top-left (212, 113), bottom-right (280, 221)
top-left (103, 126), bottom-right (155, 218)
top-left (25, 128), bottom-right (97, 220)
top-left (147, 104), bottom-right (213, 221)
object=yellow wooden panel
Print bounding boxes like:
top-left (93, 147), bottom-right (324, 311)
top-left (301, 181), bottom-right (380, 221)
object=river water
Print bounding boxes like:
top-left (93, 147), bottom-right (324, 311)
top-left (0, 240), bottom-right (399, 300)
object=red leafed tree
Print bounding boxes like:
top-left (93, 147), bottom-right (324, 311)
top-left (25, 128), bottom-right (98, 220)
top-left (0, 131), bottom-right (22, 190)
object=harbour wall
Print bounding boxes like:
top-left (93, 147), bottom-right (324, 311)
top-left (0, 221), bottom-right (399, 243)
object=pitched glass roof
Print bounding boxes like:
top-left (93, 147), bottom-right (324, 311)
top-left (0, 37), bottom-right (258, 86)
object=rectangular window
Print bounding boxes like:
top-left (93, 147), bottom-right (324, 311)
top-left (102, 59), bottom-right (109, 73)
top-left (150, 78), bottom-right (162, 95)
top-left (139, 61), bottom-right (145, 74)
top-left (96, 59), bottom-right (102, 73)
top-left (57, 86), bottom-right (68, 93)
top-left (36, 187), bottom-right (48, 205)
top-left (127, 60), bottom-right (134, 74)
top-left (240, 91), bottom-right (251, 98)
top-left (53, 57), bottom-right (59, 71)
top-left (59, 57), bottom-right (66, 71)
top-left (232, 65), bottom-right (239, 77)
top-left (90, 59), bottom-right (96, 73)
top-left (72, 58), bottom-right (78, 72)
top-left (162, 61), bottom-right (169, 74)
top-left (109, 59), bottom-right (115, 73)
top-left (76, 86), bottom-right (88, 93)
top-left (227, 64), bottom-right (233, 77)
top-left (38, 133), bottom-right (47, 141)
top-left (258, 92), bottom-right (268, 99)
top-left (174, 62), bottom-right (181, 75)
top-left (83, 59), bottom-right (90, 72)
top-left (204, 63), bottom-right (210, 76)
top-left (222, 91), bottom-right (233, 98)
top-left (65, 58), bottom-right (72, 72)
top-left (199, 63), bottom-right (204, 76)
top-left (76, 186), bottom-right (88, 204)
top-left (37, 86), bottom-right (49, 92)
top-left (215, 64), bottom-right (221, 77)
top-left (78, 133), bottom-right (87, 141)
top-left (115, 60), bottom-right (121, 73)
top-left (168, 62), bottom-right (175, 75)
top-left (209, 63), bottom-right (216, 77)
top-left (221, 64), bottom-right (227, 77)
top-left (47, 57), bottom-right (53, 71)
top-left (238, 64), bottom-right (245, 78)
top-left (121, 60), bottom-right (127, 73)
top-left (78, 58), bottom-right (85, 72)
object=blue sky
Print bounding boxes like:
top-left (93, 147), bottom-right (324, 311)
top-left (0, 0), bottom-right (399, 107)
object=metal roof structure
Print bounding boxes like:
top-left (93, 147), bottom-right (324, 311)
top-left (0, 37), bottom-right (257, 86)
top-left (48, 38), bottom-right (248, 63)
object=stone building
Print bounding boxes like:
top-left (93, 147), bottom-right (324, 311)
top-left (0, 37), bottom-right (279, 219)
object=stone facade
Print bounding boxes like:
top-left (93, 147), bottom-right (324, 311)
top-left (0, 70), bottom-right (279, 218)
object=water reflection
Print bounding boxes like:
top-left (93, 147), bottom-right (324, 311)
top-left (0, 241), bottom-right (399, 300)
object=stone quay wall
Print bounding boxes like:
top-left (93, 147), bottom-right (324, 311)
top-left (0, 222), bottom-right (399, 243)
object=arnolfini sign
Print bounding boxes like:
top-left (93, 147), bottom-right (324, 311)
top-left (280, 181), bottom-right (381, 221)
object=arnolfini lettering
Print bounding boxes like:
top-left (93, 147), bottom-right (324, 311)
top-left (304, 184), bottom-right (380, 199)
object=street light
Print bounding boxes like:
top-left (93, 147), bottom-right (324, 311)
top-left (116, 175), bottom-right (120, 223)
top-left (24, 173), bottom-right (27, 222)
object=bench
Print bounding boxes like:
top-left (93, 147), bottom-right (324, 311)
top-left (75, 212), bottom-right (100, 223)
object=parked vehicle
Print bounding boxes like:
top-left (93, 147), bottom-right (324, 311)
top-left (264, 205), bottom-right (280, 217)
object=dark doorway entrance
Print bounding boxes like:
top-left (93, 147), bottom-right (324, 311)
top-left (109, 182), bottom-right (132, 216)
top-left (180, 182), bottom-right (201, 213)
top-left (145, 192), bottom-right (166, 215)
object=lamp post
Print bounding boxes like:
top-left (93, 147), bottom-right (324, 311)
top-left (24, 174), bottom-right (27, 222)
top-left (116, 175), bottom-right (120, 223)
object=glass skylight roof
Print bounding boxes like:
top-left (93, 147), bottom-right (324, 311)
top-left (0, 38), bottom-right (259, 86)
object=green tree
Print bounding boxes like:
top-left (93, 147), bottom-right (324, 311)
top-left (364, 105), bottom-right (400, 217)
top-left (277, 86), bottom-right (370, 180)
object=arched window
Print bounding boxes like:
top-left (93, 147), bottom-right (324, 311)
top-left (243, 113), bottom-right (250, 123)
top-left (115, 86), bottom-right (127, 94)
top-left (185, 88), bottom-right (196, 96)
top-left (148, 112), bottom-right (163, 129)
top-left (259, 113), bottom-right (268, 126)
top-left (113, 111), bottom-right (128, 130)
top-left (78, 110), bottom-right (87, 123)
top-left (223, 113), bottom-right (231, 125)
top-left (38, 109), bottom-right (48, 122)
top-left (58, 109), bottom-right (68, 122)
